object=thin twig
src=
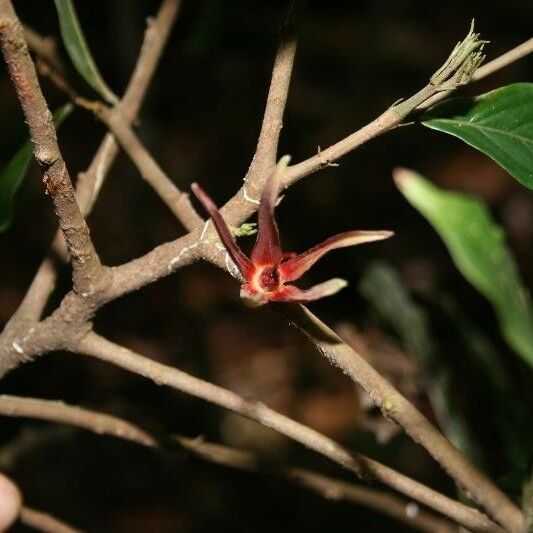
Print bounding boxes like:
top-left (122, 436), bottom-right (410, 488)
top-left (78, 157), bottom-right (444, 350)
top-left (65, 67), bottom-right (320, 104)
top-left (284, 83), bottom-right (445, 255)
top-left (23, 24), bottom-right (65, 74)
top-left (0, 0), bottom-right (183, 376)
top-left (94, 105), bottom-right (203, 231)
top-left (32, 62), bottom-right (203, 232)
top-left (9, 259), bottom-right (57, 324)
top-left (25, 0), bottom-right (182, 311)
top-left (0, 395), bottom-right (454, 532)
top-left (281, 304), bottom-right (523, 531)
top-left (246, 0), bottom-right (306, 180)
top-left (474, 36), bottom-right (533, 80)
top-left (104, 33), bottom-right (533, 301)
top-left (19, 507), bottom-right (81, 533)
top-left (77, 0), bottom-right (184, 213)
top-left (0, 13), bottom-right (530, 531)
top-left (282, 34), bottom-right (533, 185)
top-left (0, 395), bottom-right (155, 447)
top-left (0, 0), bottom-right (105, 296)
top-left (74, 332), bottom-right (499, 531)
top-left (174, 436), bottom-right (456, 533)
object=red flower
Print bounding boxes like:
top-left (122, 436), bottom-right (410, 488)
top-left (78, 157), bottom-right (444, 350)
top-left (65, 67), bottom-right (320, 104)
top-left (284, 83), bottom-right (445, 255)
top-left (192, 156), bottom-right (393, 306)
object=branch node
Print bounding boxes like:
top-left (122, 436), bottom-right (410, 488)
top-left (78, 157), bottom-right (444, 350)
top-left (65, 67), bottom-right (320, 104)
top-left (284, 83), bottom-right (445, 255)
top-left (11, 342), bottom-right (23, 355)
top-left (35, 149), bottom-right (58, 168)
top-left (317, 146), bottom-right (339, 168)
top-left (243, 186), bottom-right (260, 205)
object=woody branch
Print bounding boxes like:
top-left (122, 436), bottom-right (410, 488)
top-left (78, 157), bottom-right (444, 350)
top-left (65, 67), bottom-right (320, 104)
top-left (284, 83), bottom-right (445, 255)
top-left (0, 0), bottom-right (531, 530)
top-left (0, 0), bottom-right (183, 374)
top-left (0, 0), bottom-right (105, 297)
top-left (0, 395), bottom-right (458, 532)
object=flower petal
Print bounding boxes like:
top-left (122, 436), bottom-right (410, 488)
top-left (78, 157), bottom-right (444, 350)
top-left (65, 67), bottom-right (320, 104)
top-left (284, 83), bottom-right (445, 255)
top-left (191, 183), bottom-right (254, 278)
top-left (250, 156), bottom-right (291, 266)
top-left (239, 282), bottom-right (268, 307)
top-left (270, 278), bottom-right (348, 302)
top-left (279, 230), bottom-right (393, 282)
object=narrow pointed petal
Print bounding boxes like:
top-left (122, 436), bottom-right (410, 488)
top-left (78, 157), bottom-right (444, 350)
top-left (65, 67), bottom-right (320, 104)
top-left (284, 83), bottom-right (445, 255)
top-left (191, 183), bottom-right (253, 277)
top-left (270, 278), bottom-right (348, 302)
top-left (279, 230), bottom-right (393, 282)
top-left (251, 156), bottom-right (291, 265)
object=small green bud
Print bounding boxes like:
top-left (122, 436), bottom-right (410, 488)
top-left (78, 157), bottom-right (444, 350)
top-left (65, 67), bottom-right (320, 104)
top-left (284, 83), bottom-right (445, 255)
top-left (234, 222), bottom-right (257, 237)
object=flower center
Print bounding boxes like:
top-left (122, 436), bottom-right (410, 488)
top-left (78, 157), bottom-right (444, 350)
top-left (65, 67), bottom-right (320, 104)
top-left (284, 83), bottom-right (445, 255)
top-left (258, 265), bottom-right (280, 291)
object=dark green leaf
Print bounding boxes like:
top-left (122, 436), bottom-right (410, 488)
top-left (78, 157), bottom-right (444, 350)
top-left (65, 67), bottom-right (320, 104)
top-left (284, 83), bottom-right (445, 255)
top-left (0, 104), bottom-right (73, 232)
top-left (395, 168), bottom-right (533, 369)
top-left (421, 83), bottom-right (533, 189)
top-left (359, 261), bottom-right (484, 466)
top-left (53, 0), bottom-right (118, 104)
top-left (435, 294), bottom-right (531, 468)
top-left (0, 143), bottom-right (33, 232)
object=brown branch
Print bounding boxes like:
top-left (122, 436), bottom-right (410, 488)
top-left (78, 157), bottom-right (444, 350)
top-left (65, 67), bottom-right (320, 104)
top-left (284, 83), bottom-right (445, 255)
top-left (4, 15), bottom-right (530, 363)
top-left (104, 26), bottom-right (532, 301)
top-left (0, 13), bottom-right (530, 531)
top-left (281, 304), bottom-right (524, 532)
top-left (0, 258), bottom-right (57, 375)
top-left (473, 36), bottom-right (533, 80)
top-left (31, 62), bottom-right (203, 232)
top-left (282, 34), bottom-right (533, 187)
top-left (10, 259), bottom-right (57, 324)
top-left (25, 0), bottom-right (181, 308)
top-left (76, 0), bottom-right (184, 214)
top-left (94, 105), bottom-right (203, 231)
top-left (19, 507), bottom-right (80, 533)
top-left (0, 396), bottom-right (454, 531)
top-left (73, 332), bottom-right (499, 531)
top-left (0, 0), bottom-right (182, 376)
top-left (0, 395), bottom-right (155, 447)
top-left (0, 0), bottom-right (105, 296)
top-left (174, 436), bottom-right (456, 533)
top-left (23, 24), bottom-right (64, 75)
top-left (245, 0), bottom-right (305, 182)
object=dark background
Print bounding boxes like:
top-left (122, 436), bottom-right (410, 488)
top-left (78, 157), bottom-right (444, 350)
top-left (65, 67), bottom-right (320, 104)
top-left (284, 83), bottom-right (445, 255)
top-left (1, 0), bottom-right (532, 531)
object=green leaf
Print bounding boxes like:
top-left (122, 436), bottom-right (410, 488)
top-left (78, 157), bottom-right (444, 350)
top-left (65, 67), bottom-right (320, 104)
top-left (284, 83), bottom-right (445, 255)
top-left (0, 143), bottom-right (33, 232)
top-left (0, 104), bottom-right (73, 232)
top-left (53, 0), bottom-right (118, 104)
top-left (421, 83), bottom-right (533, 189)
top-left (434, 294), bottom-right (531, 468)
top-left (395, 168), bottom-right (533, 369)
top-left (359, 262), bottom-right (485, 466)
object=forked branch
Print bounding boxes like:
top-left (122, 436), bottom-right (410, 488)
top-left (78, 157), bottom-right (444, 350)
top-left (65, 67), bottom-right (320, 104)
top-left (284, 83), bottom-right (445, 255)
top-left (0, 395), bottom-right (455, 532)
top-left (1, 3), bottom-right (532, 531)
top-left (0, 0), bottom-right (183, 377)
top-left (282, 304), bottom-right (523, 531)
top-left (94, 105), bottom-right (203, 231)
top-left (73, 332), bottom-right (498, 531)
top-left (0, 0), bottom-right (105, 296)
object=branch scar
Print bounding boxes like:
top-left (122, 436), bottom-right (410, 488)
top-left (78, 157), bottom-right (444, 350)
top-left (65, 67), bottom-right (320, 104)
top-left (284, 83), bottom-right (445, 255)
top-left (199, 220), bottom-right (210, 242)
top-left (168, 242), bottom-right (199, 271)
top-left (243, 186), bottom-right (260, 205)
top-left (12, 341), bottom-right (24, 354)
